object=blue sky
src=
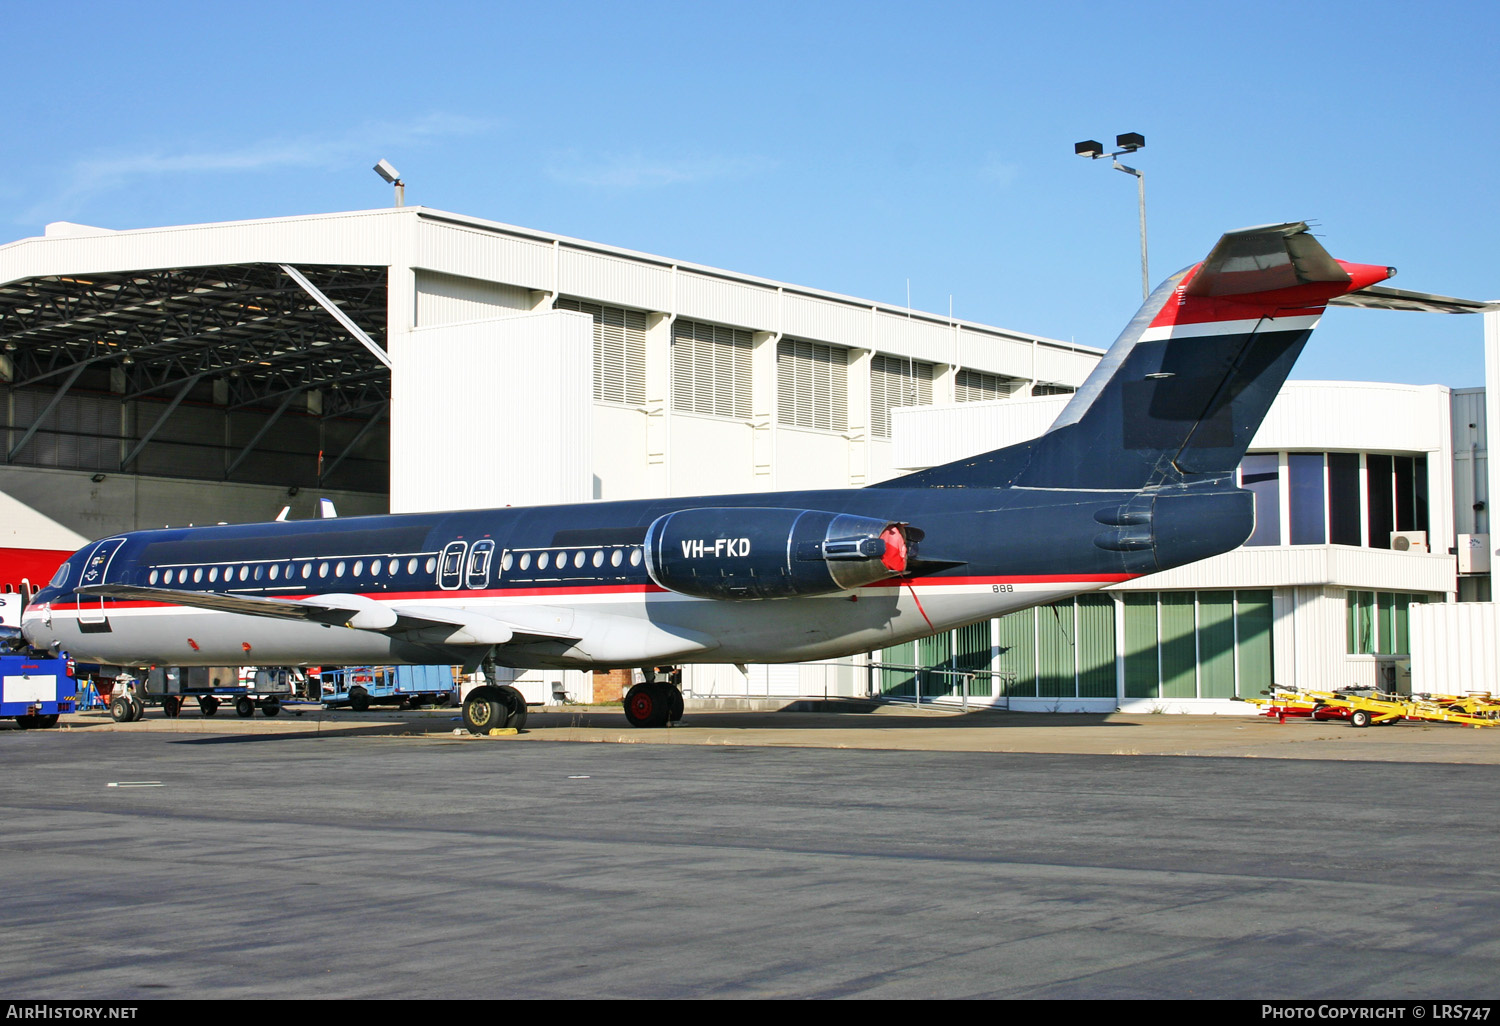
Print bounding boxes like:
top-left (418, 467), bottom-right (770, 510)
top-left (5, 0), bottom-right (1496, 386)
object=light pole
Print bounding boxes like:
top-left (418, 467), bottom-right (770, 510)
top-left (373, 159), bottom-right (405, 207)
top-left (1075, 133), bottom-right (1149, 299)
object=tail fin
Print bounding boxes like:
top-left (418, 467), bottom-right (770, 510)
top-left (893, 222), bottom-right (1395, 491)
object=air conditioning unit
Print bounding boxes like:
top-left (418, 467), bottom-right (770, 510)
top-left (1458, 533), bottom-right (1491, 574)
top-left (1390, 531), bottom-right (1428, 553)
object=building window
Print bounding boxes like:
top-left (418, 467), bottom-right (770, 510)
top-left (1118, 590), bottom-right (1273, 700)
top-left (777, 339), bottom-right (848, 431)
top-left (955, 369), bottom-right (1022, 403)
top-left (1241, 454), bottom-right (1281, 546)
top-left (1288, 453), bottom-right (1326, 545)
top-left (671, 318), bottom-right (752, 419)
top-left (1328, 453), bottom-right (1361, 546)
top-left (1346, 591), bottom-right (1430, 655)
top-left (1030, 382), bottom-right (1076, 397)
top-left (555, 297), bottom-right (647, 404)
top-left (870, 355), bottom-right (933, 439)
top-left (1241, 450), bottom-right (1431, 550)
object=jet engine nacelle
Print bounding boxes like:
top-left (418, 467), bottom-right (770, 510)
top-left (643, 507), bottom-right (911, 600)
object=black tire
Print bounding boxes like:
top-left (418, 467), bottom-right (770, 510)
top-left (110, 696), bottom-right (134, 723)
top-left (198, 696), bottom-right (219, 717)
top-left (462, 687), bottom-right (504, 734)
top-left (498, 685), bottom-right (528, 731)
top-left (349, 686), bottom-right (370, 713)
top-left (261, 700), bottom-right (281, 718)
top-left (34, 714), bottom-right (58, 729)
top-left (130, 698), bottom-right (146, 722)
top-left (623, 684), bottom-right (670, 728)
top-left (14, 714), bottom-right (35, 730)
top-left (162, 696), bottom-right (182, 719)
top-left (1349, 709), bottom-right (1372, 728)
top-left (666, 685), bottom-right (684, 723)
top-left (235, 697), bottom-right (255, 718)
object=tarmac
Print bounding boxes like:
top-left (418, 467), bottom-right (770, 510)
top-left (33, 697), bottom-right (1500, 763)
top-left (7, 698), bottom-right (1500, 998)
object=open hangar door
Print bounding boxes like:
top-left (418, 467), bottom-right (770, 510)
top-left (0, 262), bottom-right (393, 545)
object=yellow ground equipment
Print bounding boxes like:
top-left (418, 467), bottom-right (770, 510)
top-left (1239, 685), bottom-right (1500, 729)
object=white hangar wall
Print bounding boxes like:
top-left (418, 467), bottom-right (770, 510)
top-left (383, 207), bottom-right (1100, 512)
top-left (391, 310), bottom-right (593, 514)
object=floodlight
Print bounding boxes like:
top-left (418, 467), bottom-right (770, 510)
top-left (1116, 132), bottom-right (1145, 152)
top-left (1074, 140), bottom-right (1104, 158)
top-left (373, 160), bottom-right (402, 184)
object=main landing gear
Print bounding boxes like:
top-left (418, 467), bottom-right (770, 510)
top-left (461, 652), bottom-right (528, 735)
top-left (623, 667), bottom-right (684, 728)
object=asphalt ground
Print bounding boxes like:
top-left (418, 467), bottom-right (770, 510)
top-left (3, 704), bottom-right (1499, 999)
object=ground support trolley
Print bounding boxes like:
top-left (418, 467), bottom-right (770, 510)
top-left (1239, 685), bottom-right (1500, 729)
top-left (105, 666), bottom-right (303, 722)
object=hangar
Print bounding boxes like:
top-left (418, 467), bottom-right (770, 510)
top-left (1, 207), bottom-right (1494, 705)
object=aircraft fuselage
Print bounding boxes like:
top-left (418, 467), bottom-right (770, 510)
top-left (22, 479), bottom-right (1250, 670)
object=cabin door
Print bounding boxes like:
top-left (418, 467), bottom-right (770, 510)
top-left (76, 537), bottom-right (128, 629)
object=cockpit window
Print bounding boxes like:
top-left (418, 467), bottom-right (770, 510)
top-left (49, 564), bottom-right (70, 589)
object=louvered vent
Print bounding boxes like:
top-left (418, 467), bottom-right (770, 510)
top-left (556, 297), bottom-right (647, 404)
top-left (870, 355), bottom-right (933, 438)
top-left (671, 318), bottom-right (753, 419)
top-left (777, 338), bottom-right (848, 431)
top-left (955, 369), bottom-right (1022, 403)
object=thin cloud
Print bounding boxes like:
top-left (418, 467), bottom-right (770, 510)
top-left (547, 150), bottom-right (768, 189)
top-left (20, 113), bottom-right (493, 223)
top-left (978, 154), bottom-right (1019, 187)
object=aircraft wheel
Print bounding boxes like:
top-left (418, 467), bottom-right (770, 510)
top-left (235, 698), bottom-right (255, 718)
top-left (162, 696), bottom-right (182, 719)
top-left (462, 687), bottom-right (505, 734)
top-left (498, 685), bottom-right (527, 731)
top-left (261, 699), bottom-right (281, 718)
top-left (198, 696), bottom-right (219, 717)
top-left (1349, 709), bottom-right (1372, 728)
top-left (34, 714), bottom-right (59, 729)
top-left (666, 686), bottom-right (684, 723)
top-left (624, 684), bottom-right (670, 728)
top-left (129, 698), bottom-right (146, 722)
top-left (110, 696), bottom-right (134, 723)
top-left (349, 687), bottom-right (370, 712)
top-left (14, 714), bottom-right (35, 730)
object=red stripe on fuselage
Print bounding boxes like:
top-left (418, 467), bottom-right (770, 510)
top-left (45, 572), bottom-right (1140, 613)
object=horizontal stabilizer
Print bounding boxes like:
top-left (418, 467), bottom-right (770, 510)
top-left (1184, 222), bottom-right (1350, 297)
top-left (1329, 285), bottom-right (1498, 314)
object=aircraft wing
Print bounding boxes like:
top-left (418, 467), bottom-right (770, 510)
top-left (71, 584), bottom-right (577, 647)
top-left (1328, 285), bottom-right (1498, 314)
